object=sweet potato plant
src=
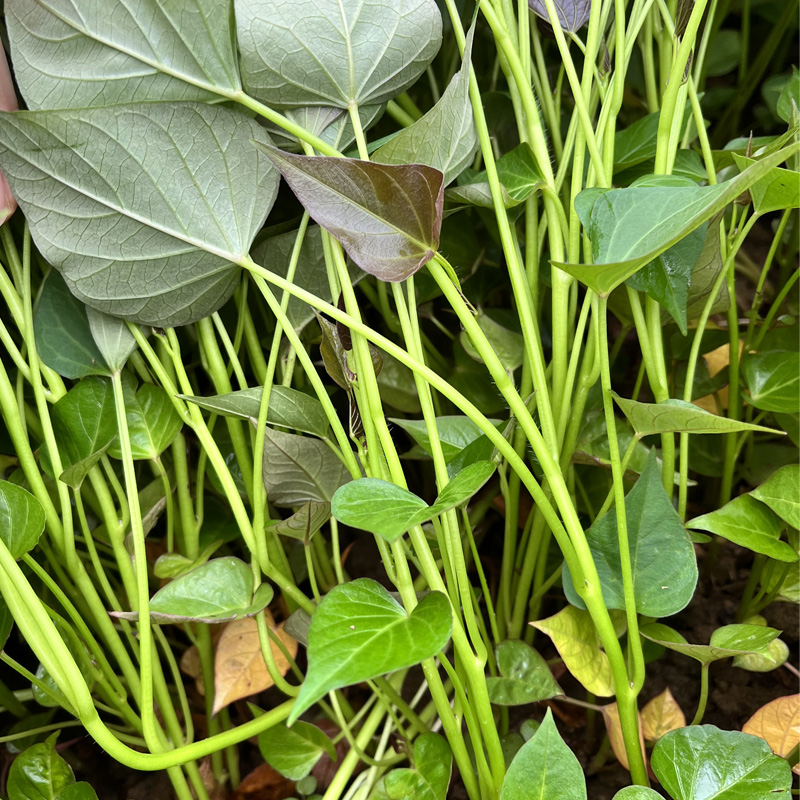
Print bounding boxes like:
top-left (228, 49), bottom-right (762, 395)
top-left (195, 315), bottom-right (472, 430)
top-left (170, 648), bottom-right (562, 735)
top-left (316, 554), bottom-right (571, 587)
top-left (0, 0), bottom-right (796, 798)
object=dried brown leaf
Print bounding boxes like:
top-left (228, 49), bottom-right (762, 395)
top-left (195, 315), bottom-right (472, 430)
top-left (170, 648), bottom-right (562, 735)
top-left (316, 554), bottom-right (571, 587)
top-left (602, 703), bottom-right (647, 770)
top-left (742, 694), bottom-right (800, 758)
top-left (641, 688), bottom-right (686, 742)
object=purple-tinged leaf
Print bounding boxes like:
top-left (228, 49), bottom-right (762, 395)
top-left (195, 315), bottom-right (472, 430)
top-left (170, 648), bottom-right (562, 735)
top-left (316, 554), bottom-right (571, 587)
top-left (528, 0), bottom-right (592, 31)
top-left (259, 146), bottom-right (444, 281)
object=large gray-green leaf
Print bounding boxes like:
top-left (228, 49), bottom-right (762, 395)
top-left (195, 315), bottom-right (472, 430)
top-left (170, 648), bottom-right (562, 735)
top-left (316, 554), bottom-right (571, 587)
top-left (612, 393), bottom-right (777, 436)
top-left (236, 0), bottom-right (442, 109)
top-left (290, 578), bottom-right (452, 723)
top-left (7, 0), bottom-right (240, 108)
top-left (34, 271), bottom-right (109, 379)
top-left (374, 24), bottom-right (477, 185)
top-left (251, 225), bottom-right (363, 331)
top-left (262, 427), bottom-right (350, 507)
top-left (0, 103), bottom-right (278, 326)
top-left (0, 481), bottom-right (46, 560)
top-left (499, 710), bottom-right (586, 800)
top-left (563, 451), bottom-right (698, 617)
top-left (557, 146), bottom-right (799, 295)
top-left (651, 725), bottom-right (792, 799)
top-left (258, 146), bottom-right (444, 281)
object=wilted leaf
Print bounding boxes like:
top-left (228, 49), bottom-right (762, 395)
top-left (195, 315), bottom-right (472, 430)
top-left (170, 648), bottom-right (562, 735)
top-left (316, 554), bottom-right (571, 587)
top-left (258, 146), bottom-right (444, 282)
top-left (742, 694), bottom-right (800, 759)
top-left (641, 688), bottom-right (686, 742)
top-left (601, 703), bottom-right (646, 770)
top-left (214, 613), bottom-right (298, 715)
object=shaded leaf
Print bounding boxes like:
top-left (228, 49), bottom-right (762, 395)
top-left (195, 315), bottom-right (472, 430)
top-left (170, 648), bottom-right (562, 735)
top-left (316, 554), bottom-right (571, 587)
top-left (290, 579), bottom-right (452, 723)
top-left (259, 146), bottom-right (444, 282)
top-left (85, 308), bottom-right (138, 374)
top-left (213, 613), bottom-right (297, 715)
top-left (261, 427), bottom-right (351, 507)
top-left (258, 721), bottom-right (336, 781)
top-left (641, 688), bottom-right (686, 743)
top-left (0, 103), bottom-right (278, 326)
top-left (385, 733), bottom-right (452, 800)
top-left (742, 695), bottom-right (800, 759)
top-left (531, 606), bottom-right (615, 697)
top-left (0, 481), bottom-right (45, 560)
top-left (108, 383), bottom-right (182, 461)
top-left (7, 0), bottom-right (240, 108)
top-left (270, 502), bottom-right (331, 543)
top-left (528, 0), bottom-right (591, 31)
top-left (751, 465), bottom-right (800, 530)
top-left (688, 494), bottom-right (797, 562)
top-left (651, 725), bottom-right (792, 799)
top-left (499, 710), bottom-right (586, 800)
top-left (486, 640), bottom-right (563, 705)
top-left (236, 0), bottom-right (441, 109)
top-left (34, 271), bottom-right (108, 379)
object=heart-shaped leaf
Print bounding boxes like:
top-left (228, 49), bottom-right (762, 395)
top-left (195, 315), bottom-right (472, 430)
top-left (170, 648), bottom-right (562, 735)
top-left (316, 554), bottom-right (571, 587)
top-left (290, 578), bottom-right (452, 723)
top-left (500, 710), bottom-right (586, 800)
top-left (257, 146), bottom-right (444, 282)
top-left (258, 721), bottom-right (336, 781)
top-left (688, 494), bottom-right (797, 562)
top-left (612, 392), bottom-right (778, 437)
top-left (385, 733), bottom-right (452, 800)
top-left (743, 351), bottom-right (800, 413)
top-left (531, 606), bottom-right (615, 697)
top-left (641, 688), bottom-right (686, 743)
top-left (50, 377), bottom-right (116, 488)
top-left (563, 451), bottom-right (698, 617)
top-left (86, 308), bottom-right (138, 373)
top-left (556, 146), bottom-right (799, 295)
top-left (236, 0), bottom-right (441, 109)
top-left (486, 640), bottom-right (563, 705)
top-left (111, 557), bottom-right (273, 624)
top-left (6, 734), bottom-right (74, 800)
top-left (640, 622), bottom-right (781, 665)
top-left (0, 103), bottom-right (279, 326)
top-left (108, 383), bottom-right (182, 461)
top-left (375, 23), bottom-right (477, 185)
top-left (732, 155), bottom-right (800, 214)
top-left (390, 416), bottom-right (491, 460)
top-left (528, 0), bottom-right (591, 31)
top-left (0, 481), bottom-right (46, 560)
top-left (7, 0), bottom-right (241, 108)
top-left (742, 694), bottom-right (800, 760)
top-left (651, 725), bottom-right (792, 799)
top-left (34, 271), bottom-right (108, 379)
top-left (261, 427), bottom-right (351, 507)
top-left (750, 465), bottom-right (800, 529)
top-left (332, 461), bottom-right (495, 541)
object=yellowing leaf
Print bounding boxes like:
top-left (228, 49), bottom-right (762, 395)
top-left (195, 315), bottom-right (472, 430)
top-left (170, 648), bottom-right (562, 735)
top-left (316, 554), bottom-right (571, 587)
top-left (213, 613), bottom-right (297, 715)
top-left (641, 688), bottom-right (686, 742)
top-left (742, 694), bottom-right (800, 759)
top-left (531, 606), bottom-right (615, 697)
top-left (602, 703), bottom-right (646, 770)
top-left (704, 340), bottom-right (743, 378)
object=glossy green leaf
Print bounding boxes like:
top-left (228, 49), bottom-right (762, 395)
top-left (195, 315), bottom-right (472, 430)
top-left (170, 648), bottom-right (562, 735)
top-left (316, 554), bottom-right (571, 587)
top-left (236, 0), bottom-right (441, 109)
top-left (732, 155), bottom-right (800, 214)
top-left (385, 733), bottom-right (452, 800)
top-left (262, 427), bottom-right (351, 507)
top-left (499, 709), bottom-right (586, 800)
top-left (6, 734), bottom-right (74, 800)
top-left (626, 224), bottom-right (705, 334)
top-left (0, 481), bottom-right (45, 560)
top-left (51, 377), bottom-right (116, 488)
top-left (375, 25), bottom-right (477, 185)
top-left (390, 416), bottom-right (488, 460)
top-left (751, 465), bottom-right (800, 529)
top-left (181, 385), bottom-right (329, 439)
top-left (0, 103), bottom-right (278, 326)
top-left (108, 383), bottom-right (182, 461)
top-left (85, 308), bottom-right (138, 373)
top-left (563, 452), bottom-right (697, 617)
top-left (111, 557), bottom-right (273, 624)
top-left (332, 461), bottom-right (495, 541)
top-left (486, 640), bottom-right (563, 705)
top-left (270, 501), bottom-right (331, 542)
top-left (613, 110), bottom-right (663, 170)
top-left (611, 789), bottom-right (663, 799)
top-left (743, 351), bottom-right (800, 413)
top-left (528, 0), bottom-right (591, 32)
top-left (34, 272), bottom-right (108, 379)
top-left (290, 578), bottom-right (452, 723)
top-left (531, 606), bottom-right (615, 697)
top-left (251, 226), bottom-right (364, 332)
top-left (258, 721), bottom-right (336, 780)
top-left (651, 725), bottom-right (792, 799)
top-left (7, 0), bottom-right (240, 108)
top-left (612, 392), bottom-right (777, 436)
top-left (258, 146), bottom-right (444, 282)
top-left (688, 494), bottom-right (797, 562)
top-left (640, 622), bottom-right (781, 665)
top-left (556, 146), bottom-right (799, 295)
top-left (56, 783), bottom-right (99, 800)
